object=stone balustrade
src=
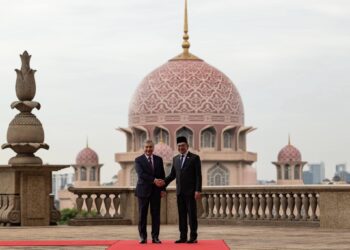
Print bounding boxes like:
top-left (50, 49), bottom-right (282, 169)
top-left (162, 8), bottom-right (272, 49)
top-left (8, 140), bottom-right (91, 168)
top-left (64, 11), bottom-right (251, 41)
top-left (68, 185), bottom-right (350, 229)
top-left (0, 194), bottom-right (20, 226)
top-left (199, 186), bottom-right (321, 226)
top-left (68, 187), bottom-right (134, 226)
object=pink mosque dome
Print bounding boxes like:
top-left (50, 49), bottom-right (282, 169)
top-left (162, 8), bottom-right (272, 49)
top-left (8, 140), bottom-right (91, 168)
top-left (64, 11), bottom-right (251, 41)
top-left (76, 146), bottom-right (99, 165)
top-left (154, 142), bottom-right (174, 163)
top-left (277, 142), bottom-right (302, 163)
top-left (129, 59), bottom-right (244, 127)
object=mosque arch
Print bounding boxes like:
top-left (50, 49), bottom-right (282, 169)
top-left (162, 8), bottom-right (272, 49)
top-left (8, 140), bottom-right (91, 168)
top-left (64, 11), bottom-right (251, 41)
top-left (80, 167), bottom-right (87, 181)
top-left (200, 126), bottom-right (216, 149)
top-left (90, 166), bottom-right (96, 181)
top-left (175, 126), bottom-right (194, 148)
top-left (154, 126), bottom-right (170, 145)
top-left (132, 126), bottom-right (148, 151)
top-left (284, 164), bottom-right (291, 180)
top-left (208, 163), bottom-right (229, 186)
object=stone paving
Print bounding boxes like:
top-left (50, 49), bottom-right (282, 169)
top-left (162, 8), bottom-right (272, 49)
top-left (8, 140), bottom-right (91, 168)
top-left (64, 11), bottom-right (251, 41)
top-left (0, 225), bottom-right (350, 250)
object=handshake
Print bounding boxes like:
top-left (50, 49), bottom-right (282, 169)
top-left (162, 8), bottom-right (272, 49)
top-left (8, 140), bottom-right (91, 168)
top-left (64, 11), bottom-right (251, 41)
top-left (154, 178), bottom-right (165, 187)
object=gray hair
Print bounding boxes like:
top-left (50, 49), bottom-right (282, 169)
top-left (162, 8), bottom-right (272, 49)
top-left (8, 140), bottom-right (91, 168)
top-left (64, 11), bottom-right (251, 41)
top-left (143, 139), bottom-right (154, 146)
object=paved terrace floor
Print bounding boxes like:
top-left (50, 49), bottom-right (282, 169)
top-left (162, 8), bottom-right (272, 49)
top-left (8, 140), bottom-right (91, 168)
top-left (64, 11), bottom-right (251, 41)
top-left (0, 225), bottom-right (350, 250)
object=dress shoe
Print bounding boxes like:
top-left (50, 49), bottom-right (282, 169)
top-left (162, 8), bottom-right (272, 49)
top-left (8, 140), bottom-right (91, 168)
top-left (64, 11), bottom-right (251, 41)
top-left (139, 239), bottom-right (147, 244)
top-left (152, 238), bottom-right (162, 243)
top-left (187, 238), bottom-right (198, 243)
top-left (175, 239), bottom-right (187, 243)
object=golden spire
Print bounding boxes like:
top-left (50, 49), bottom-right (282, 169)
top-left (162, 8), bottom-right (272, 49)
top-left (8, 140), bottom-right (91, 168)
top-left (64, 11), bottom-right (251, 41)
top-left (171, 0), bottom-right (201, 61)
top-left (86, 136), bottom-right (89, 148)
top-left (288, 134), bottom-right (291, 145)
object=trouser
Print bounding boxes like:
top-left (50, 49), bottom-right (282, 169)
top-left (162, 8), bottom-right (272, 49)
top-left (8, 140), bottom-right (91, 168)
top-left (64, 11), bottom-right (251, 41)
top-left (137, 193), bottom-right (161, 239)
top-left (177, 193), bottom-right (198, 240)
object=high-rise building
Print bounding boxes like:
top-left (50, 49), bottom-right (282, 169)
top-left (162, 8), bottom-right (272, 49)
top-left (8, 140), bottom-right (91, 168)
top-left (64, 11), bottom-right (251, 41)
top-left (303, 162), bottom-right (325, 184)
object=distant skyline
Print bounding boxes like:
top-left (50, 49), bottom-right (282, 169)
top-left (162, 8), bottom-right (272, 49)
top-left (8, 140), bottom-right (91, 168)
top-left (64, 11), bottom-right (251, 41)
top-left (0, 0), bottom-right (349, 183)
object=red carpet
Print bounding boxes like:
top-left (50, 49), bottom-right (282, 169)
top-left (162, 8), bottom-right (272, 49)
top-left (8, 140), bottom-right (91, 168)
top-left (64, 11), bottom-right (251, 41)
top-left (0, 239), bottom-right (229, 249)
top-left (108, 240), bottom-right (230, 250)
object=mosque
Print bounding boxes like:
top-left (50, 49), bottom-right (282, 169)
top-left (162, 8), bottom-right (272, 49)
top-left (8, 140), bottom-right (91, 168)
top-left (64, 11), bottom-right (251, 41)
top-left (115, 0), bottom-right (257, 187)
top-left (60, 1), bottom-right (309, 210)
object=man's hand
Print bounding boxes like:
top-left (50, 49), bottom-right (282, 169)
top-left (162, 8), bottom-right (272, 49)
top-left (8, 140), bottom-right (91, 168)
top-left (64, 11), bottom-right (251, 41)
top-left (195, 191), bottom-right (201, 200)
top-left (154, 178), bottom-right (165, 187)
top-left (160, 191), bottom-right (166, 198)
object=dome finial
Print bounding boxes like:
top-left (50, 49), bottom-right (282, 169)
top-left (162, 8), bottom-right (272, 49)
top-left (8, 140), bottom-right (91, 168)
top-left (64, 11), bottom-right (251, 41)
top-left (182, 0), bottom-right (190, 53)
top-left (288, 134), bottom-right (291, 145)
top-left (86, 136), bottom-right (89, 148)
top-left (170, 0), bottom-right (201, 61)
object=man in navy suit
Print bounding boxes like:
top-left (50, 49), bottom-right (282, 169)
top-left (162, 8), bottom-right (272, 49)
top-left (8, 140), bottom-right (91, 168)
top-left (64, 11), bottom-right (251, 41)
top-left (134, 139), bottom-right (166, 244)
top-left (165, 136), bottom-right (202, 244)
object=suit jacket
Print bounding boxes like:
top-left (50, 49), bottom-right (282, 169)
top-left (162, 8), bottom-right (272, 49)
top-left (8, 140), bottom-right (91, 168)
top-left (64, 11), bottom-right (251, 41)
top-left (134, 154), bottom-right (165, 198)
top-left (165, 151), bottom-right (202, 196)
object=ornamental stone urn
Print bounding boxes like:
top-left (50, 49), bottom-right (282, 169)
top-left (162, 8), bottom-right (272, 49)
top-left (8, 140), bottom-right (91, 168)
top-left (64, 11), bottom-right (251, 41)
top-left (2, 51), bottom-right (49, 165)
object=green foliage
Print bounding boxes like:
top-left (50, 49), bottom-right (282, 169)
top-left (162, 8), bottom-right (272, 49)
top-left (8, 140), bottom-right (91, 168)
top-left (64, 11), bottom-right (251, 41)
top-left (59, 208), bottom-right (98, 225)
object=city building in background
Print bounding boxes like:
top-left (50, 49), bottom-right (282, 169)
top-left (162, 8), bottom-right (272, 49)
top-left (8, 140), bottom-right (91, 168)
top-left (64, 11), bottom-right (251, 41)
top-left (333, 163), bottom-right (349, 183)
top-left (303, 162), bottom-right (325, 184)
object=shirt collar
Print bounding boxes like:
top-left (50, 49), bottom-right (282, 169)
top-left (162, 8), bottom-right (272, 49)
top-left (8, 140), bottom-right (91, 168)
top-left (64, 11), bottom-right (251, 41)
top-left (145, 154), bottom-right (153, 160)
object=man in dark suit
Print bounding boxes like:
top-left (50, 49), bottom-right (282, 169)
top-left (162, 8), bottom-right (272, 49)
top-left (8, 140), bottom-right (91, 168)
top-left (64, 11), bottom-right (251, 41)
top-left (165, 136), bottom-right (202, 244)
top-left (135, 139), bottom-right (166, 244)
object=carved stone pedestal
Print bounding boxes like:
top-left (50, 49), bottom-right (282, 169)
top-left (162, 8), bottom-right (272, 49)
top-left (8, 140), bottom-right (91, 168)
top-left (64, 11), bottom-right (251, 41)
top-left (0, 164), bottom-right (69, 226)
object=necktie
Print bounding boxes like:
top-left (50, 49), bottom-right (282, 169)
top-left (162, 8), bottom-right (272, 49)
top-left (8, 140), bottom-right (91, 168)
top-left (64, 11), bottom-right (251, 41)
top-left (180, 154), bottom-right (185, 168)
top-left (148, 156), bottom-right (154, 171)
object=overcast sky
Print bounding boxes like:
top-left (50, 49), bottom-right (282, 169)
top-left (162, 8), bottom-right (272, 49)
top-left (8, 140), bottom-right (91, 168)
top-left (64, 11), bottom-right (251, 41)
top-left (0, 0), bottom-right (349, 183)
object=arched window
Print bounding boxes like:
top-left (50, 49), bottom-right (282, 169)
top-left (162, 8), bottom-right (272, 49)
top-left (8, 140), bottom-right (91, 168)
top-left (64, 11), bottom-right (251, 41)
top-left (90, 167), bottom-right (96, 181)
top-left (154, 127), bottom-right (169, 145)
top-left (176, 127), bottom-right (193, 147)
top-left (284, 164), bottom-right (291, 180)
top-left (223, 129), bottom-right (233, 148)
top-left (277, 167), bottom-right (282, 179)
top-left (208, 163), bottom-right (229, 186)
top-left (136, 131), bottom-right (147, 150)
top-left (201, 127), bottom-right (216, 148)
top-left (80, 167), bottom-right (87, 181)
top-left (130, 167), bottom-right (137, 186)
top-left (294, 165), bottom-right (300, 179)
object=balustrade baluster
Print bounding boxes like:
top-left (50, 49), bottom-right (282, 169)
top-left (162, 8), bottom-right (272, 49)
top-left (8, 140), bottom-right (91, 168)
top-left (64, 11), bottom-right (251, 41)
top-left (273, 193), bottom-right (281, 220)
top-left (95, 194), bottom-right (102, 218)
top-left (295, 193), bottom-right (302, 220)
top-left (310, 193), bottom-right (317, 221)
top-left (201, 194), bottom-right (208, 218)
top-left (233, 193), bottom-right (240, 219)
top-left (266, 193), bottom-right (273, 220)
top-left (240, 193), bottom-right (246, 219)
top-left (214, 194), bottom-right (221, 218)
top-left (220, 194), bottom-right (227, 218)
top-left (104, 194), bottom-right (112, 218)
top-left (260, 193), bottom-right (266, 220)
top-left (76, 194), bottom-right (84, 218)
top-left (287, 193), bottom-right (295, 220)
top-left (302, 193), bottom-right (309, 220)
top-left (281, 193), bottom-right (287, 220)
top-left (85, 194), bottom-right (93, 217)
top-left (113, 193), bottom-right (121, 218)
top-left (208, 194), bottom-right (214, 218)
top-left (227, 193), bottom-right (233, 218)
top-left (252, 193), bottom-right (260, 220)
top-left (246, 193), bottom-right (253, 219)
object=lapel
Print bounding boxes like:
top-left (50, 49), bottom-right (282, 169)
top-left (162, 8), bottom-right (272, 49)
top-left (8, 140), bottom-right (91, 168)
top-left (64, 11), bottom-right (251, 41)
top-left (180, 152), bottom-right (192, 171)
